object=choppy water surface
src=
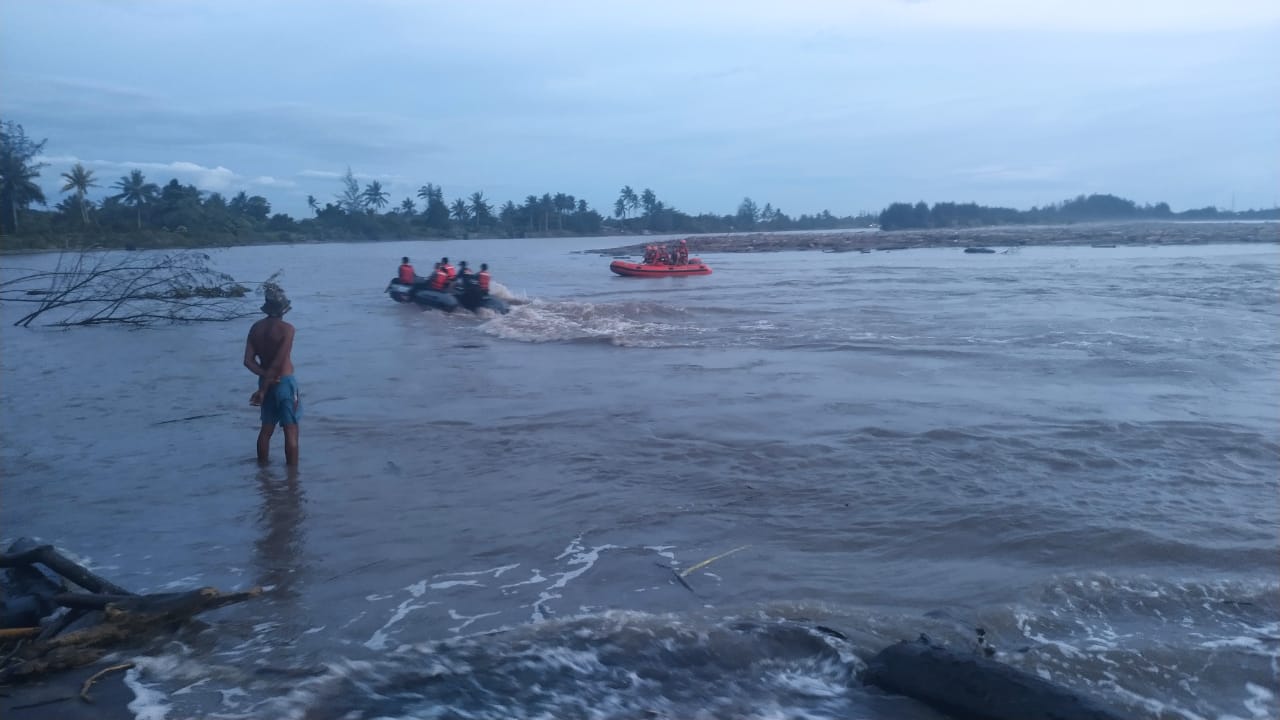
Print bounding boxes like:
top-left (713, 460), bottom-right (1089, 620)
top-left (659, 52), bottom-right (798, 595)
top-left (2, 236), bottom-right (1278, 719)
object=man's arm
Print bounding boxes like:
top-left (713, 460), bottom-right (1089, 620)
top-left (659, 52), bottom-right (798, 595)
top-left (244, 337), bottom-right (268, 378)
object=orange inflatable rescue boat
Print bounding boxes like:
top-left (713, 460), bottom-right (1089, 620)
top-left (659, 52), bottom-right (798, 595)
top-left (609, 258), bottom-right (712, 277)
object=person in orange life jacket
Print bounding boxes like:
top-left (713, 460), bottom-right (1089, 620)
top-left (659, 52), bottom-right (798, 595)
top-left (440, 257), bottom-right (457, 282)
top-left (656, 244), bottom-right (671, 264)
top-left (398, 257), bottom-right (416, 284)
top-left (476, 264), bottom-right (491, 296)
top-left (676, 239), bottom-right (689, 265)
top-left (643, 245), bottom-right (656, 264)
top-left (427, 263), bottom-right (450, 291)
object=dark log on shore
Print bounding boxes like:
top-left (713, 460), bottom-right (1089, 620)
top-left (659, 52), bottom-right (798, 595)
top-left (0, 544), bottom-right (134, 596)
top-left (862, 637), bottom-right (1127, 720)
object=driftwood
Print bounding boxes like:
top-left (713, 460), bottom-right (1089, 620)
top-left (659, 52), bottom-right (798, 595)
top-left (0, 539), bottom-right (259, 685)
top-left (0, 544), bottom-right (134, 596)
top-left (79, 662), bottom-right (135, 703)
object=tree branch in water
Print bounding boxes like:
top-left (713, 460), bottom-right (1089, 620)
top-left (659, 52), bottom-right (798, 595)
top-left (0, 249), bottom-right (276, 327)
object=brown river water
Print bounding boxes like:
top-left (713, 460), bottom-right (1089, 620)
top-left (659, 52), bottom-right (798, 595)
top-left (2, 235), bottom-right (1277, 719)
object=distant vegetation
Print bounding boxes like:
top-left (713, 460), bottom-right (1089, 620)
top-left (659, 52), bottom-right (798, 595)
top-left (877, 195), bottom-right (1278, 231)
top-left (0, 119), bottom-right (1274, 251)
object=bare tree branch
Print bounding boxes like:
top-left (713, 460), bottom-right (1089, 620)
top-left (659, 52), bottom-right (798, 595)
top-left (0, 249), bottom-right (277, 327)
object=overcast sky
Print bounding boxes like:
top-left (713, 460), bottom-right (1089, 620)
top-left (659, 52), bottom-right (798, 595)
top-left (3, 0), bottom-right (1278, 217)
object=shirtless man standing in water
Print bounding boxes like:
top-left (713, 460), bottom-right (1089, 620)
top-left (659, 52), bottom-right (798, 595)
top-left (245, 283), bottom-right (300, 465)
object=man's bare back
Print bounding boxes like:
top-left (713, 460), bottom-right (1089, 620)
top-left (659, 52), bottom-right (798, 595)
top-left (246, 316), bottom-right (296, 383)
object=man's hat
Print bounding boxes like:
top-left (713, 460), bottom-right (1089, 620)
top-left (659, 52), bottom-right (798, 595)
top-left (261, 282), bottom-right (291, 315)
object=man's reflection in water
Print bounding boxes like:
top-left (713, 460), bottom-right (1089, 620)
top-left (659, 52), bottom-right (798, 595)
top-left (254, 465), bottom-right (307, 602)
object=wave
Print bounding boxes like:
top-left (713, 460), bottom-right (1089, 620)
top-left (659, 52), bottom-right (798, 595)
top-left (116, 574), bottom-right (1280, 720)
top-left (479, 299), bottom-right (702, 347)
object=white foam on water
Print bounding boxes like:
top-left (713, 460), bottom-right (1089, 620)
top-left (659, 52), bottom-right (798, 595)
top-left (769, 669), bottom-right (848, 699)
top-left (500, 569), bottom-right (547, 591)
top-left (645, 544), bottom-right (677, 562)
top-left (152, 575), bottom-right (204, 591)
top-left (434, 562), bottom-right (520, 579)
top-left (531, 536), bottom-right (620, 621)
top-left (478, 299), bottom-right (689, 346)
top-left (1244, 682), bottom-right (1277, 719)
top-left (1014, 609), bottom-right (1085, 659)
top-left (124, 663), bottom-right (173, 720)
top-left (1103, 680), bottom-right (1211, 720)
top-left (365, 593), bottom-right (440, 650)
top-left (447, 607), bottom-right (502, 634)
top-left (430, 579), bottom-right (483, 590)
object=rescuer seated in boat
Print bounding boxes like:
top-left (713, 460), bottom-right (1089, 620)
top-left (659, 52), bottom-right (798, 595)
top-left (440, 257), bottom-right (457, 282)
top-left (398, 256), bottom-right (416, 285)
top-left (454, 261), bottom-right (474, 290)
top-left (655, 245), bottom-right (671, 264)
top-left (675, 239), bottom-right (689, 264)
top-left (427, 263), bottom-right (450, 291)
top-left (643, 245), bottom-right (657, 264)
top-left (476, 264), bottom-right (492, 297)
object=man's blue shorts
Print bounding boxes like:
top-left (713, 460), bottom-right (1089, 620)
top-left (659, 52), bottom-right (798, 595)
top-left (261, 375), bottom-right (301, 427)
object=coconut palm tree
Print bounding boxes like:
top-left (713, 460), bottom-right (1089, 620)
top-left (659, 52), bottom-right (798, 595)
top-left (614, 185), bottom-right (639, 229)
top-left (399, 197), bottom-right (415, 216)
top-left (362, 181), bottom-right (389, 213)
top-left (468, 191), bottom-right (492, 230)
top-left (450, 198), bottom-right (470, 227)
top-left (59, 163), bottom-right (98, 227)
top-left (0, 121), bottom-right (48, 234)
top-left (112, 169), bottom-right (159, 230)
top-left (553, 192), bottom-right (573, 230)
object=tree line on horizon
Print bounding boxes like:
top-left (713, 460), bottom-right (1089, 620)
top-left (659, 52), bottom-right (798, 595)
top-left (2, 120), bottom-right (1274, 250)
top-left (877, 195), bottom-right (1278, 230)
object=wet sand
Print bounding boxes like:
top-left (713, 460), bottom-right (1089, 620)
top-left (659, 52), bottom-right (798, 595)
top-left (588, 221), bottom-right (1277, 255)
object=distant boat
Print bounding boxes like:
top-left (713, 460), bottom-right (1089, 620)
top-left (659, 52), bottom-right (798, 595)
top-left (609, 259), bottom-right (712, 277)
top-left (963, 247), bottom-right (996, 254)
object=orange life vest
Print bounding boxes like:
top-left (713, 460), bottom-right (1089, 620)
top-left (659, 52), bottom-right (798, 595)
top-left (443, 264), bottom-right (457, 281)
top-left (477, 270), bottom-right (490, 291)
top-left (428, 267), bottom-right (449, 291)
top-left (398, 264), bottom-right (415, 284)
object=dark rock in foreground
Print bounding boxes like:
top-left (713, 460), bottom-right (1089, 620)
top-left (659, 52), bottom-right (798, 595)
top-left (588, 221), bottom-right (1277, 256)
top-left (862, 638), bottom-right (1128, 720)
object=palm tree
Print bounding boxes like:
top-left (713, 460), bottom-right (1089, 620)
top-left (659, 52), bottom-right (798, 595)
top-left (624, 187), bottom-right (640, 220)
top-left (362, 181), bottom-right (389, 213)
top-left (539, 194), bottom-right (555, 232)
top-left (399, 197), bottom-right (415, 216)
top-left (112, 169), bottom-right (159, 230)
top-left (553, 192), bottom-right (573, 230)
top-left (0, 120), bottom-right (48, 234)
top-left (523, 195), bottom-right (539, 231)
top-left (450, 198), bottom-right (470, 227)
top-left (306, 194), bottom-right (318, 216)
top-left (640, 188), bottom-right (657, 218)
top-left (468, 191), bottom-right (491, 230)
top-left (59, 163), bottom-right (98, 227)
top-left (614, 185), bottom-right (639, 229)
